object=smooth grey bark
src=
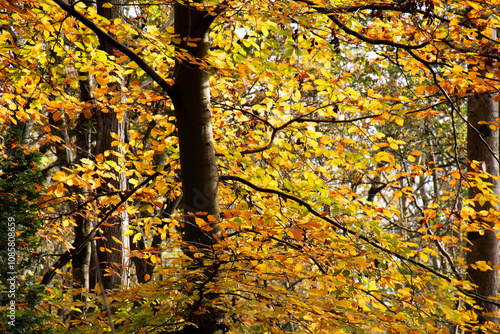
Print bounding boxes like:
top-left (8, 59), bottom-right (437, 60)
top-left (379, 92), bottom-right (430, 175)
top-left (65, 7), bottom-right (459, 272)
top-left (466, 91), bottom-right (499, 325)
top-left (174, 3), bottom-right (220, 248)
top-left (173, 2), bottom-right (222, 333)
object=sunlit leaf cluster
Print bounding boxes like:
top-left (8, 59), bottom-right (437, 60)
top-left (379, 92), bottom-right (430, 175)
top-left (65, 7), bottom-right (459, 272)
top-left (1, 0), bottom-right (499, 333)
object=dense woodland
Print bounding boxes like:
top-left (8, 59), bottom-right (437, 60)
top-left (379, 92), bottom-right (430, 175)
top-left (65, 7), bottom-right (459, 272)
top-left (0, 0), bottom-right (500, 333)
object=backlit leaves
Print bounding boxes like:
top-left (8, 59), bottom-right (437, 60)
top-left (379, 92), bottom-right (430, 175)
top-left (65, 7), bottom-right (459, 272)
top-left (1, 0), bottom-right (500, 333)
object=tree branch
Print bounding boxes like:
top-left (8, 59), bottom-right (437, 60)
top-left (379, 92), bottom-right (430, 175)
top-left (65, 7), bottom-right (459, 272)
top-left (52, 0), bottom-right (175, 98)
top-left (326, 13), bottom-right (430, 50)
top-left (406, 49), bottom-right (500, 165)
top-left (223, 102), bottom-right (445, 156)
top-left (219, 175), bottom-right (500, 307)
top-left (41, 170), bottom-right (161, 285)
top-left (297, 0), bottom-right (430, 50)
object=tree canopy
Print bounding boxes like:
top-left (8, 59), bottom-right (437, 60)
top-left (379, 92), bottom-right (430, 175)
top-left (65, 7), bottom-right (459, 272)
top-left (0, 0), bottom-right (499, 333)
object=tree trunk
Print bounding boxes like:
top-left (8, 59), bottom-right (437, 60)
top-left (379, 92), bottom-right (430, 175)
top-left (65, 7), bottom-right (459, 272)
top-left (174, 3), bottom-right (220, 245)
top-left (466, 90), bottom-right (499, 325)
top-left (173, 2), bottom-right (221, 333)
top-left (46, 92), bottom-right (92, 302)
top-left (70, 62), bottom-right (94, 302)
top-left (71, 114), bottom-right (91, 299)
top-left (93, 0), bottom-right (130, 290)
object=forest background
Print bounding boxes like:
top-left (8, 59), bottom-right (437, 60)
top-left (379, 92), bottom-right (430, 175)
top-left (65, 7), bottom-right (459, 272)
top-left (0, 0), bottom-right (500, 333)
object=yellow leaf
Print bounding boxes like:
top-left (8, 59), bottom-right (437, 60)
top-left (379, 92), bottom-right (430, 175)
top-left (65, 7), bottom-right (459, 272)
top-left (145, 218), bottom-right (152, 236)
top-left (420, 252), bottom-right (428, 263)
top-left (139, 204), bottom-right (153, 213)
top-left (146, 25), bottom-right (159, 37)
top-left (102, 2), bottom-right (113, 8)
top-left (195, 211), bottom-right (208, 216)
top-left (262, 25), bottom-right (269, 37)
top-left (241, 210), bottom-right (252, 218)
top-left (195, 217), bottom-right (206, 227)
top-left (224, 210), bottom-right (239, 219)
top-left (475, 261), bottom-right (492, 271)
top-left (336, 143), bottom-right (343, 154)
top-left (478, 194), bottom-right (486, 206)
top-left (410, 150), bottom-right (422, 156)
top-left (53, 110), bottom-right (61, 121)
top-left (95, 283), bottom-right (101, 295)
top-left (439, 327), bottom-right (450, 334)
top-left (132, 232), bottom-right (142, 243)
top-left (452, 65), bottom-right (464, 75)
top-left (451, 170), bottom-right (461, 179)
top-left (111, 236), bottom-right (122, 244)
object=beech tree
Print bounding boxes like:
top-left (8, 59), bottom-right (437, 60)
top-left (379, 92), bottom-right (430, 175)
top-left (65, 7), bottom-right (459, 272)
top-left (1, 0), bottom-right (499, 333)
top-left (467, 80), bottom-right (499, 324)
